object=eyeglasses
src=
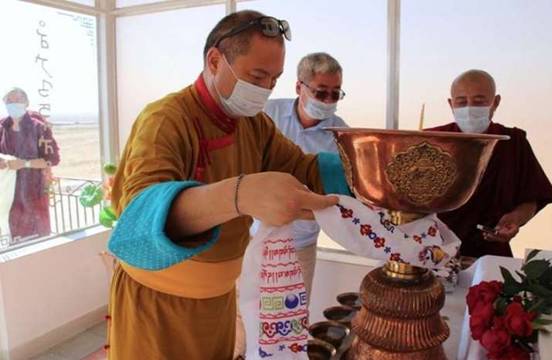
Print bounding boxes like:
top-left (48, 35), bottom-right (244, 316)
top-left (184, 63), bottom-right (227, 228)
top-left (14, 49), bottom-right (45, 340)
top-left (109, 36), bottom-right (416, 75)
top-left (214, 16), bottom-right (292, 48)
top-left (300, 81), bottom-right (346, 102)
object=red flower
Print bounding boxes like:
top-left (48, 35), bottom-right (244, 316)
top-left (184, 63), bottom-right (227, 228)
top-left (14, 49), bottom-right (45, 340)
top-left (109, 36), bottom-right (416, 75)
top-left (374, 237), bottom-right (385, 248)
top-left (466, 281), bottom-right (503, 314)
top-left (360, 224), bottom-right (372, 236)
top-left (481, 317), bottom-right (511, 355)
top-left (413, 235), bottom-right (422, 244)
top-left (340, 207), bottom-right (353, 218)
top-left (390, 253), bottom-right (402, 262)
top-left (427, 226), bottom-right (437, 236)
top-left (469, 302), bottom-right (495, 340)
top-left (504, 302), bottom-right (537, 338)
top-left (494, 345), bottom-right (531, 360)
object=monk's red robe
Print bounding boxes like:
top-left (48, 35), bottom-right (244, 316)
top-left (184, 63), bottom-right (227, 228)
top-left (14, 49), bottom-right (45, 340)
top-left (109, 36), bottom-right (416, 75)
top-left (427, 122), bottom-right (552, 257)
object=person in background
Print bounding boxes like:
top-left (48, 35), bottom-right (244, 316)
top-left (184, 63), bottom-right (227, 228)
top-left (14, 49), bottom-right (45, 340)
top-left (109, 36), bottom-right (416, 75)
top-left (428, 69), bottom-right (552, 259)
top-left (233, 53), bottom-right (349, 359)
top-left (262, 52), bottom-right (349, 303)
top-left (0, 87), bottom-right (60, 243)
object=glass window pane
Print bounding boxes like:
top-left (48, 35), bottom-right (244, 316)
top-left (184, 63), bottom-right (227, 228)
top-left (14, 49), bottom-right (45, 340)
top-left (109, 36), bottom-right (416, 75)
top-left (116, 4), bottom-right (225, 145)
top-left (239, 0), bottom-right (386, 129)
top-left (239, 0), bottom-right (387, 250)
top-left (400, 0), bottom-right (552, 256)
top-left (0, 1), bottom-right (101, 248)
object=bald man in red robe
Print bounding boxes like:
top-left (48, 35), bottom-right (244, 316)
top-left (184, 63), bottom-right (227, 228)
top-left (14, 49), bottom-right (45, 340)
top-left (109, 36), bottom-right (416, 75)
top-left (428, 69), bottom-right (552, 258)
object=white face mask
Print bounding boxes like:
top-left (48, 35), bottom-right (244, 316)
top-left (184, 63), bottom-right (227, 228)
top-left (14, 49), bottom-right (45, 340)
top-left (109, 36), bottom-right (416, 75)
top-left (453, 106), bottom-right (491, 133)
top-left (6, 103), bottom-right (27, 119)
top-left (303, 96), bottom-right (337, 120)
top-left (215, 56), bottom-right (272, 117)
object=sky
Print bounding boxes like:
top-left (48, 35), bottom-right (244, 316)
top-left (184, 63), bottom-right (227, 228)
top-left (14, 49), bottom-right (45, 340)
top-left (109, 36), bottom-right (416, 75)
top-left (0, 0), bottom-right (99, 122)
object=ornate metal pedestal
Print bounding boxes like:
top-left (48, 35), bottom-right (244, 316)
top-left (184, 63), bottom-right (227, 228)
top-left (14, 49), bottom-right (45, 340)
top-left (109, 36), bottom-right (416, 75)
top-left (348, 262), bottom-right (448, 359)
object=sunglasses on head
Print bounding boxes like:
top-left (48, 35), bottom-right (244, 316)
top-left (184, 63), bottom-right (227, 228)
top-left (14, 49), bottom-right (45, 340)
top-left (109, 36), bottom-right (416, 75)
top-left (214, 16), bottom-right (292, 48)
top-left (300, 81), bottom-right (346, 102)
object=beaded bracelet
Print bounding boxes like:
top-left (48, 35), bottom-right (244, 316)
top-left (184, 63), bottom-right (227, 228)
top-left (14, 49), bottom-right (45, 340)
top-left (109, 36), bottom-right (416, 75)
top-left (234, 173), bottom-right (245, 216)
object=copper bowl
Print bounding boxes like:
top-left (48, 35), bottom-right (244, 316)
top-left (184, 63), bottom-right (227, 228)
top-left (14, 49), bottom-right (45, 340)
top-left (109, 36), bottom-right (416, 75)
top-left (307, 338), bottom-right (337, 360)
top-left (336, 292), bottom-right (361, 310)
top-left (309, 320), bottom-right (350, 348)
top-left (325, 128), bottom-right (508, 215)
top-left (323, 305), bottom-right (357, 328)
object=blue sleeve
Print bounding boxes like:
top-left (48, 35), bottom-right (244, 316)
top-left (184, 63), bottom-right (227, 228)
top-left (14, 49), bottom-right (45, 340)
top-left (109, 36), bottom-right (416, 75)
top-left (108, 181), bottom-right (220, 270)
top-left (317, 152), bottom-right (352, 196)
top-left (336, 115), bottom-right (350, 128)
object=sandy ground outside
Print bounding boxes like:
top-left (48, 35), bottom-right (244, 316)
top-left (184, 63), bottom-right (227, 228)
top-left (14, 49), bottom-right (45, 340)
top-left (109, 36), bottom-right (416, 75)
top-left (51, 125), bottom-right (102, 181)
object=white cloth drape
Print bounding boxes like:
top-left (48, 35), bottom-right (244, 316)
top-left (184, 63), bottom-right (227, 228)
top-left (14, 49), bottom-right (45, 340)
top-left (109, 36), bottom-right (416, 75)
top-left (314, 195), bottom-right (460, 269)
top-left (239, 223), bottom-right (309, 359)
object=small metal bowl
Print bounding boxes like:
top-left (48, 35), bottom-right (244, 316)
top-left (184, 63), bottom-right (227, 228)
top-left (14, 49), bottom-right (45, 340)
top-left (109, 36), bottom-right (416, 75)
top-left (307, 338), bottom-right (337, 360)
top-left (308, 320), bottom-right (350, 349)
top-left (323, 305), bottom-right (357, 328)
top-left (336, 292), bottom-right (361, 310)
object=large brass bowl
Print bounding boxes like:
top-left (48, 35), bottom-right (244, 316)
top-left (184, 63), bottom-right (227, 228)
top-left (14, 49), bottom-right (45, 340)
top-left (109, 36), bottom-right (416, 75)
top-left (325, 128), bottom-right (509, 215)
top-left (324, 127), bottom-right (509, 359)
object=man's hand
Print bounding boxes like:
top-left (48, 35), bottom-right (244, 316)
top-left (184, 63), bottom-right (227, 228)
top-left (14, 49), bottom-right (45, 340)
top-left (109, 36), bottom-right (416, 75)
top-left (238, 172), bottom-right (338, 226)
top-left (483, 202), bottom-right (537, 243)
top-left (0, 159), bottom-right (7, 170)
top-left (483, 212), bottom-right (520, 243)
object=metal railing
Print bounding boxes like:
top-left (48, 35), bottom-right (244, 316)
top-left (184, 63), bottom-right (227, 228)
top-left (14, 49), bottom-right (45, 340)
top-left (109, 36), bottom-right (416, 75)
top-left (49, 176), bottom-right (103, 235)
top-left (0, 177), bottom-right (103, 251)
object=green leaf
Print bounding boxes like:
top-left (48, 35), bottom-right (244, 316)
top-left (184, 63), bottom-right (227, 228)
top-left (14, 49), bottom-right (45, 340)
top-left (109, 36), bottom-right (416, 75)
top-left (541, 268), bottom-right (552, 284)
top-left (79, 185), bottom-right (104, 207)
top-left (542, 308), bottom-right (552, 315)
top-left (103, 163), bottom-right (117, 175)
top-left (515, 270), bottom-right (526, 280)
top-left (523, 259), bottom-right (550, 280)
top-left (527, 331), bottom-right (539, 344)
top-left (495, 296), bottom-right (509, 315)
top-left (99, 206), bottom-right (117, 228)
top-left (533, 318), bottom-right (552, 326)
top-left (526, 249), bottom-right (541, 263)
top-left (517, 339), bottom-right (536, 352)
top-left (527, 296), bottom-right (552, 314)
top-left (501, 266), bottom-right (523, 295)
top-left (527, 282), bottom-right (552, 299)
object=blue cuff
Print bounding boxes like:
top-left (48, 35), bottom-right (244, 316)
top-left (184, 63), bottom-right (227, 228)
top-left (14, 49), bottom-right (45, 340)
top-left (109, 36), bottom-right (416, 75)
top-left (108, 181), bottom-right (220, 270)
top-left (317, 152), bottom-right (351, 196)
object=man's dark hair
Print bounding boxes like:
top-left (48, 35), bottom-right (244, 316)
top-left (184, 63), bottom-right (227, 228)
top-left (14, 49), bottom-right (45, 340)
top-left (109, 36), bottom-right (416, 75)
top-left (203, 10), bottom-right (283, 64)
